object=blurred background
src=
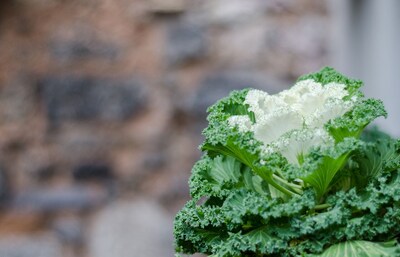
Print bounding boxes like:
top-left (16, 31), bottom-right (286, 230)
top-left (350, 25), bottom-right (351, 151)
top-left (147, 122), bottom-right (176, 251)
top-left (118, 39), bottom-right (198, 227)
top-left (0, 0), bottom-right (398, 256)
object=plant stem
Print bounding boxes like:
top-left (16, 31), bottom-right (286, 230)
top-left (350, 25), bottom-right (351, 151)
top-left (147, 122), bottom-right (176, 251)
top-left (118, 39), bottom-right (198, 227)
top-left (267, 177), bottom-right (299, 197)
top-left (255, 172), bottom-right (299, 197)
top-left (252, 167), bottom-right (301, 197)
top-left (272, 174), bottom-right (303, 194)
top-left (314, 203), bottom-right (331, 211)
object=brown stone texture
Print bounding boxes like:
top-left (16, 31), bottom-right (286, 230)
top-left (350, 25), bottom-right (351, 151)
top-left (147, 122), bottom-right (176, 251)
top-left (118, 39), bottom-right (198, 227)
top-left (0, 0), bottom-right (330, 256)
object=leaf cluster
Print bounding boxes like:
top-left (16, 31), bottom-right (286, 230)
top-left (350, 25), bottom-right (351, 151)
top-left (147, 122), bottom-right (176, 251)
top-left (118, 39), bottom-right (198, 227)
top-left (174, 67), bottom-right (400, 256)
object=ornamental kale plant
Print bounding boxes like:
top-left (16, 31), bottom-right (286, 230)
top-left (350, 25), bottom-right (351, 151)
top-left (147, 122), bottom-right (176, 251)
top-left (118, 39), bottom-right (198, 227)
top-left (174, 67), bottom-right (400, 257)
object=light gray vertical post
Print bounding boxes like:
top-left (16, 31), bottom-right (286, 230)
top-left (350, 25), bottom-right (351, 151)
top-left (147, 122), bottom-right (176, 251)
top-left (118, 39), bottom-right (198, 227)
top-left (329, 0), bottom-right (400, 137)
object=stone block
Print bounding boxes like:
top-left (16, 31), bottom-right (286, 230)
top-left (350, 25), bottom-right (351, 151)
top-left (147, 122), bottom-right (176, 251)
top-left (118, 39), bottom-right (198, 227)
top-left (165, 22), bottom-right (207, 66)
top-left (0, 76), bottom-right (36, 122)
top-left (73, 162), bottom-right (113, 181)
top-left (202, 0), bottom-right (268, 25)
top-left (0, 167), bottom-right (8, 206)
top-left (12, 185), bottom-right (108, 212)
top-left (51, 39), bottom-right (119, 61)
top-left (148, 0), bottom-right (186, 14)
top-left (88, 200), bottom-right (174, 257)
top-left (0, 211), bottom-right (44, 234)
top-left (0, 234), bottom-right (62, 257)
top-left (52, 216), bottom-right (83, 245)
top-left (39, 76), bottom-right (147, 123)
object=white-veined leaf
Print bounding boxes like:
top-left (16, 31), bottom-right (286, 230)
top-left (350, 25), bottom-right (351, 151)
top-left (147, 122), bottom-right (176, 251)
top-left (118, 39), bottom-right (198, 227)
top-left (314, 240), bottom-right (399, 257)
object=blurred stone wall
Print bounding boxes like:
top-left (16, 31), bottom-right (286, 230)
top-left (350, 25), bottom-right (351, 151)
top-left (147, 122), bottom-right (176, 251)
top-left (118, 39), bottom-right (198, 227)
top-left (0, 0), bottom-right (330, 256)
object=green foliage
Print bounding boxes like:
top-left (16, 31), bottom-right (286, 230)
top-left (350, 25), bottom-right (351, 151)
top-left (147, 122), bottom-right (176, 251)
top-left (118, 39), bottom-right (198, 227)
top-left (312, 240), bottom-right (400, 257)
top-left (174, 67), bottom-right (400, 256)
top-left (301, 138), bottom-right (361, 200)
top-left (297, 66), bottom-right (363, 99)
top-left (326, 99), bottom-right (387, 142)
